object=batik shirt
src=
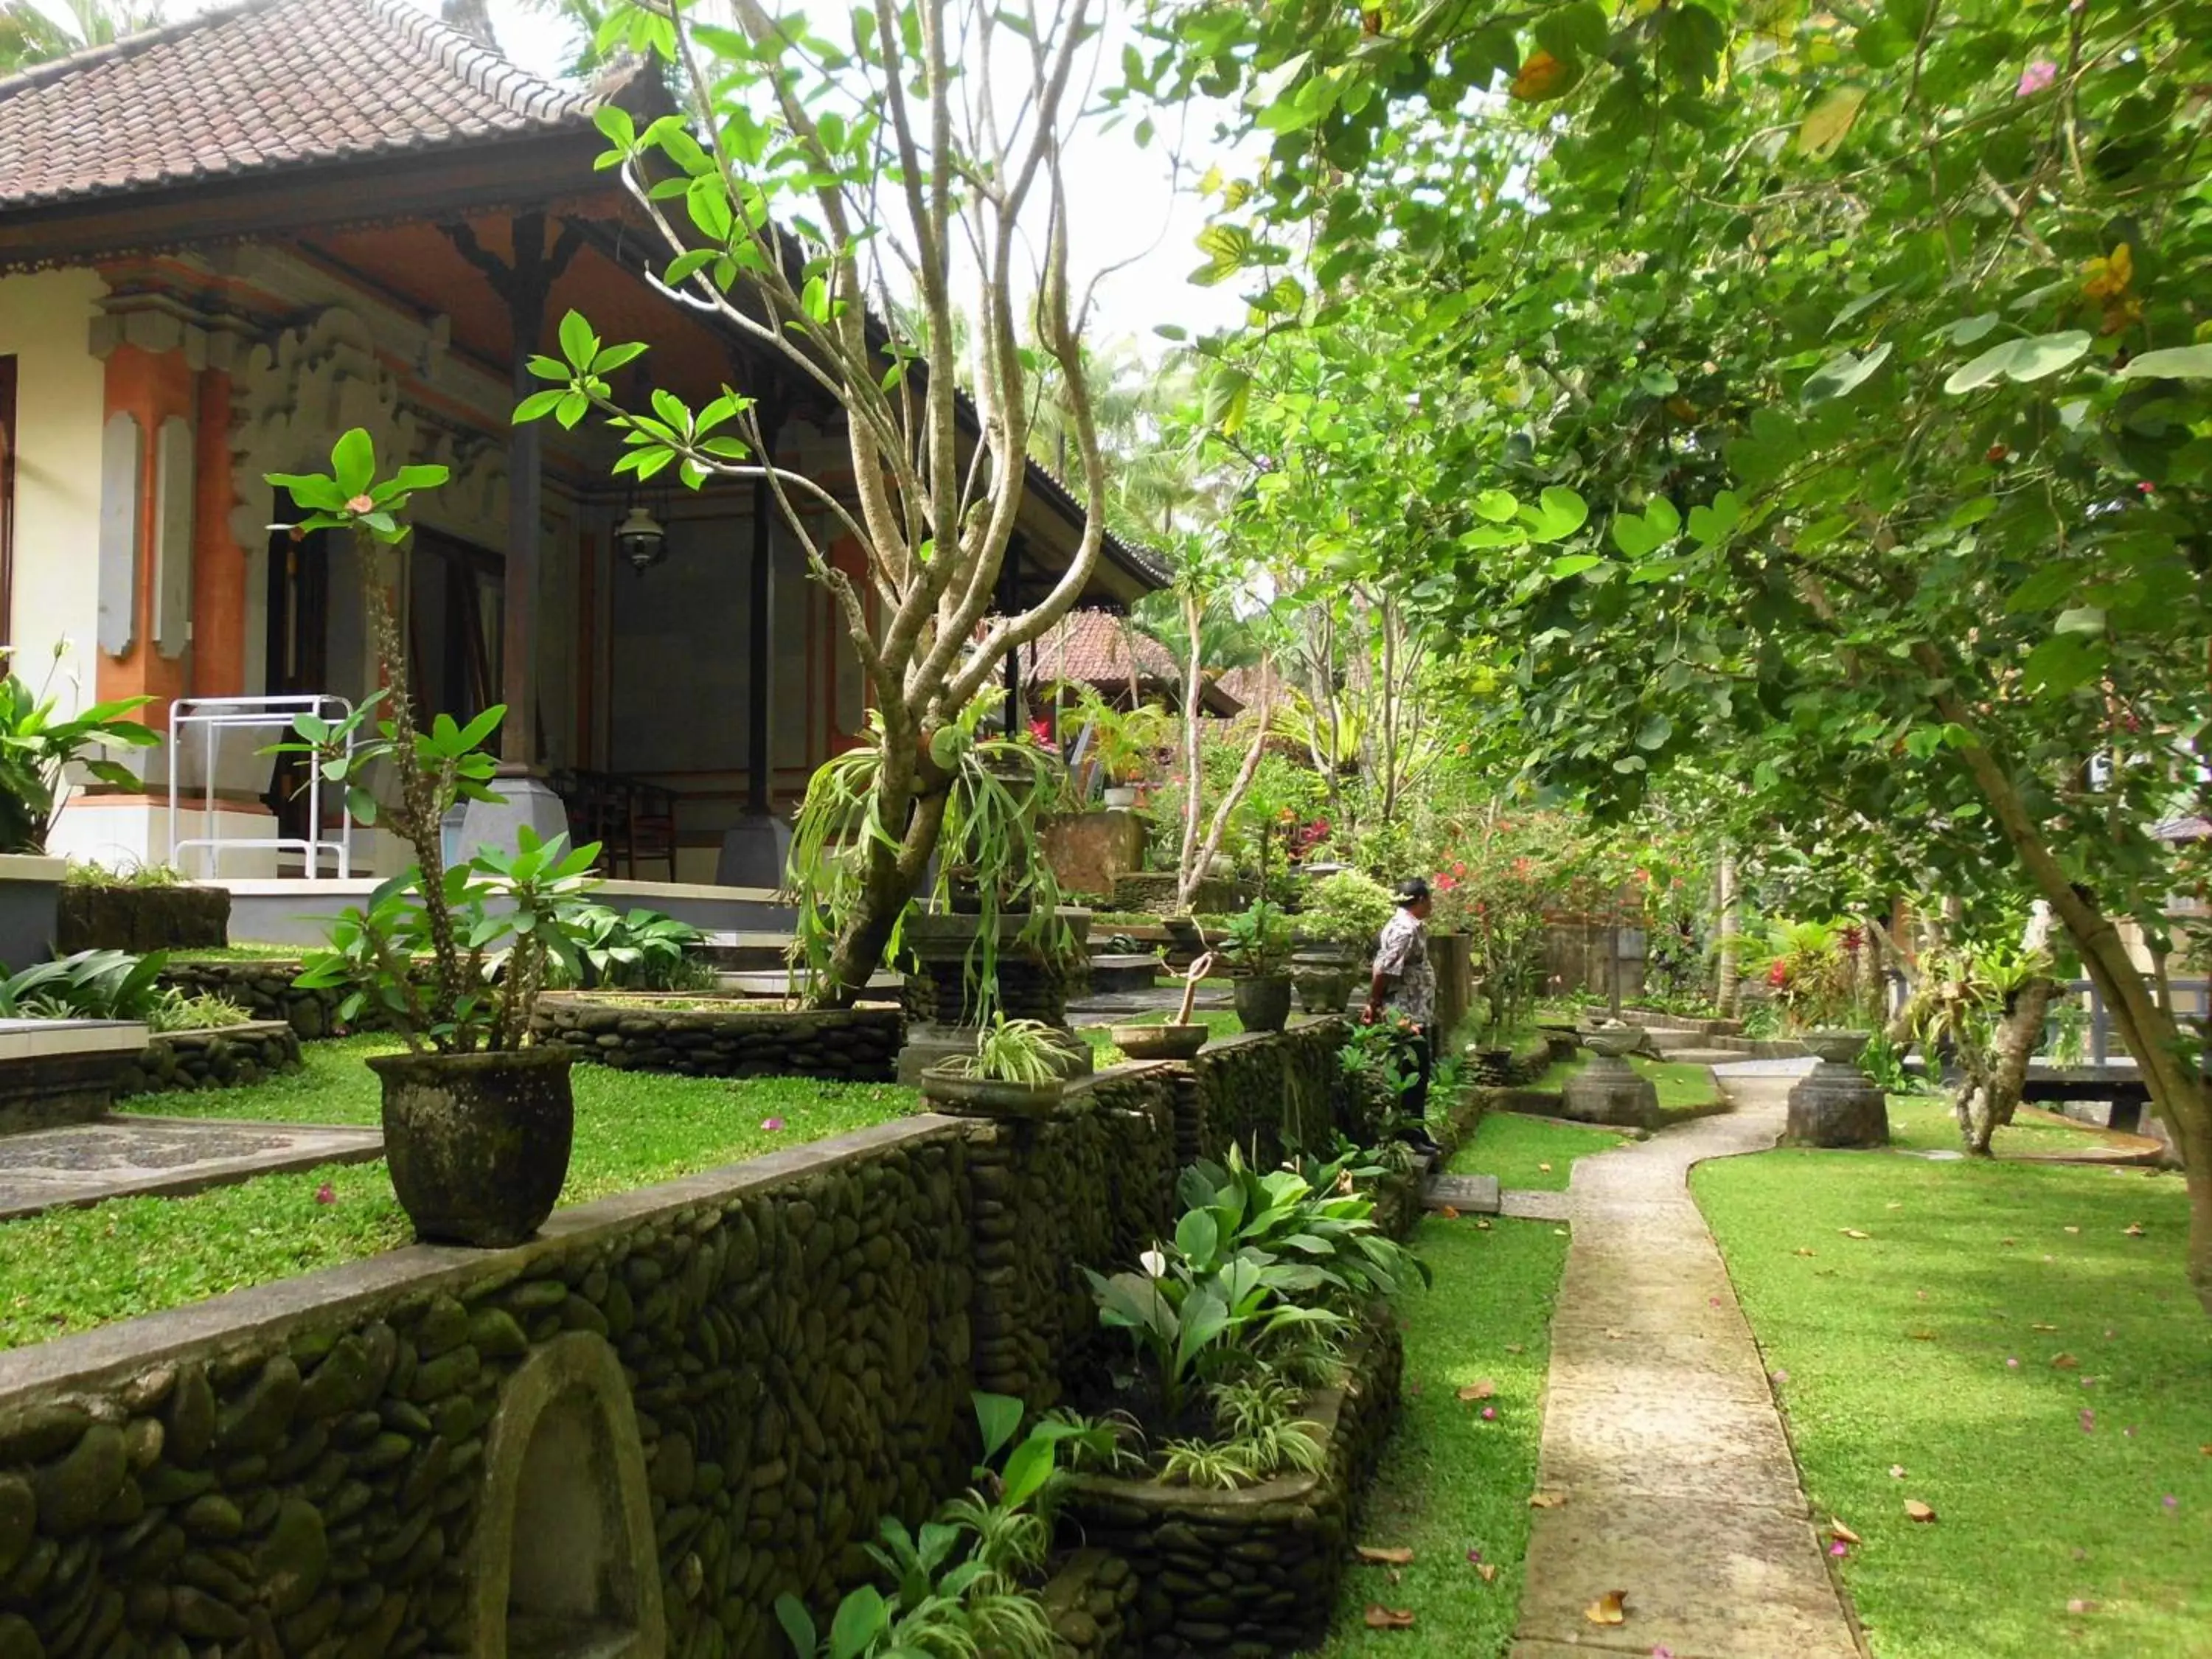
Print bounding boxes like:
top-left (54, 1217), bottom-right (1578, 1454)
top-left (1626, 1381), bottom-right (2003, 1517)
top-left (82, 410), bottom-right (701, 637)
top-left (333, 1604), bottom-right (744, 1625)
top-left (1373, 908), bottom-right (1435, 1029)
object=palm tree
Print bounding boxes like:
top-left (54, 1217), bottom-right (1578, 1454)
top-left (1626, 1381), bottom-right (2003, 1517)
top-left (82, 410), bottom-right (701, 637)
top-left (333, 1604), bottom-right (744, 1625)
top-left (1, 0), bottom-right (164, 73)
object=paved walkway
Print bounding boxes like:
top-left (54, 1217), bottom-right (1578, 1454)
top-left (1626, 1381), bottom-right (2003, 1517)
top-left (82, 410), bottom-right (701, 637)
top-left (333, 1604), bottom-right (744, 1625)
top-left (1512, 1097), bottom-right (1862, 1659)
top-left (0, 1116), bottom-right (383, 1221)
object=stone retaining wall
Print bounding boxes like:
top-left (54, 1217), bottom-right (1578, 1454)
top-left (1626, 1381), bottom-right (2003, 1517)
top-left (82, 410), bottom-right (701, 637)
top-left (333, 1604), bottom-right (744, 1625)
top-left (0, 1026), bottom-right (1388, 1659)
top-left (114, 1022), bottom-right (305, 1099)
top-left (1043, 1548), bottom-right (1143, 1659)
top-left (529, 996), bottom-right (902, 1083)
top-left (156, 962), bottom-right (385, 1041)
top-left (1060, 1321), bottom-right (1404, 1657)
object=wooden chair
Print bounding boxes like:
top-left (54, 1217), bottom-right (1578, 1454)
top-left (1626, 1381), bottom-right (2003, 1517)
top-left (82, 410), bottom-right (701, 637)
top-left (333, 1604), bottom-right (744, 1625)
top-left (622, 779), bottom-right (679, 881)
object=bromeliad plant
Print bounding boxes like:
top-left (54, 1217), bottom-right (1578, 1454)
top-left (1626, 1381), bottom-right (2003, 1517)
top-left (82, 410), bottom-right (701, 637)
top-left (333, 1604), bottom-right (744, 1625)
top-left (264, 431), bottom-right (603, 1053)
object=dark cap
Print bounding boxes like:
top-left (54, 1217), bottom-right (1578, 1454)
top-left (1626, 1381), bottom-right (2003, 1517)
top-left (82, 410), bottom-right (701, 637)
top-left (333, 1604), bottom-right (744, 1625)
top-left (1394, 877), bottom-right (1430, 905)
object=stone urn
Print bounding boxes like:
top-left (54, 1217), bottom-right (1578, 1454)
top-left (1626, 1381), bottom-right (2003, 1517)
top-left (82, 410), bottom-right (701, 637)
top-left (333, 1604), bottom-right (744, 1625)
top-left (1785, 1029), bottom-right (1888, 1147)
top-left (1231, 975), bottom-right (1294, 1033)
top-left (369, 1048), bottom-right (575, 1247)
top-left (1562, 1024), bottom-right (1658, 1127)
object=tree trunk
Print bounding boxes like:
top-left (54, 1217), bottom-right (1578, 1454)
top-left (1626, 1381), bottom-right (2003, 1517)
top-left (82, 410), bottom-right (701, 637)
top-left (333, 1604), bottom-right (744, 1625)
top-left (1180, 677), bottom-right (1275, 913)
top-left (1715, 849), bottom-right (1739, 1012)
top-left (1175, 588), bottom-right (1206, 908)
top-left (809, 746), bottom-right (945, 1009)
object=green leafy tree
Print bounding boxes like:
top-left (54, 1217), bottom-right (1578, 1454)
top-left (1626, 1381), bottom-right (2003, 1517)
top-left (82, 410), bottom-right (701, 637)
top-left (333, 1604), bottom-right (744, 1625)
top-left (0, 0), bottom-right (161, 72)
top-left (1152, 0), bottom-right (2212, 1307)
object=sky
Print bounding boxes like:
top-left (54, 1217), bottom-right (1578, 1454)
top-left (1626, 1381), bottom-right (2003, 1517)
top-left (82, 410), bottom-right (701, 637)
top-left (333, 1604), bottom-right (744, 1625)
top-left (137, 0), bottom-right (1256, 347)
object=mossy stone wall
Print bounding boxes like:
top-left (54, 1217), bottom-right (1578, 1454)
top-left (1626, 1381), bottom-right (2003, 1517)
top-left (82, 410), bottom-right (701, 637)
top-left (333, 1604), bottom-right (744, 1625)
top-left (529, 997), bottom-right (902, 1083)
top-left (114, 1023), bottom-right (304, 1099)
top-left (0, 1027), bottom-right (1383, 1659)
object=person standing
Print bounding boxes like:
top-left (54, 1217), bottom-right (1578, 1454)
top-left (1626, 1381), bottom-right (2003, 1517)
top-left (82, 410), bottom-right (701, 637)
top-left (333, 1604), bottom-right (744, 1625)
top-left (1364, 877), bottom-right (1440, 1155)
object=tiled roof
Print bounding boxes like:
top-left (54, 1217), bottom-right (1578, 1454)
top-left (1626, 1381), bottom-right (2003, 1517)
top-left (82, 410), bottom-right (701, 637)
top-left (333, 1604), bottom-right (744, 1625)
top-left (0, 0), bottom-right (600, 209)
top-left (1016, 610), bottom-right (1242, 714)
top-left (1020, 610), bottom-right (1180, 687)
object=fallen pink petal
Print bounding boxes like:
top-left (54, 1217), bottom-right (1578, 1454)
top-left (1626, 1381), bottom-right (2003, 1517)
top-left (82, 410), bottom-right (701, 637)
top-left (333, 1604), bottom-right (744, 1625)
top-left (2081, 1409), bottom-right (2097, 1432)
top-left (2163, 1495), bottom-right (2179, 1510)
top-left (313, 1182), bottom-right (335, 1205)
top-left (1465, 1547), bottom-right (1483, 1564)
top-left (1829, 1540), bottom-right (1848, 1557)
top-left (2006, 1357), bottom-right (2019, 1368)
top-left (1481, 1405), bottom-right (1498, 1421)
top-left (760, 1116), bottom-right (785, 1132)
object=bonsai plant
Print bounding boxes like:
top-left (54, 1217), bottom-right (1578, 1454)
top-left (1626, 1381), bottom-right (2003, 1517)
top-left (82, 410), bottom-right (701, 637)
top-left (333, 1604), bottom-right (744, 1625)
top-left (265, 431), bottom-right (605, 1248)
top-left (1110, 950), bottom-right (1218, 1060)
top-left (0, 641), bottom-right (159, 970)
top-left (921, 1012), bottom-right (1069, 1118)
top-left (1217, 898), bottom-right (1295, 1033)
top-left (1295, 869), bottom-right (1394, 1012)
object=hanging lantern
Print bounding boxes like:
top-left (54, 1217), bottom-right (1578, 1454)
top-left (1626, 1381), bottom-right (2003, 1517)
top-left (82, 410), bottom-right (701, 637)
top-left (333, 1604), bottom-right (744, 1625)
top-left (616, 503), bottom-right (667, 572)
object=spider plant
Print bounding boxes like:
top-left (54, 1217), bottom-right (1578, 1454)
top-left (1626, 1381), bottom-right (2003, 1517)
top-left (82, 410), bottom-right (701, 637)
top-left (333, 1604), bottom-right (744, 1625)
top-left (936, 1014), bottom-right (1065, 1085)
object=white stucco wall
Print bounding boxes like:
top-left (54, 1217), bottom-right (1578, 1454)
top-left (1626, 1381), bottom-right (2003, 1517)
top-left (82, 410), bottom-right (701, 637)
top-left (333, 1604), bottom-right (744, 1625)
top-left (1, 268), bottom-right (107, 710)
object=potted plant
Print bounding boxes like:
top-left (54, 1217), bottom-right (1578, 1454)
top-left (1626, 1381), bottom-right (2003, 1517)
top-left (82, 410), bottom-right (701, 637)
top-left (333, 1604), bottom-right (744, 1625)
top-left (920, 1012), bottom-right (1069, 1118)
top-left (1294, 869), bottom-right (1394, 1013)
top-left (0, 643), bottom-right (159, 970)
top-left (266, 431), bottom-right (605, 1248)
top-left (1069, 687), bottom-right (1169, 810)
top-left (1218, 899), bottom-right (1295, 1033)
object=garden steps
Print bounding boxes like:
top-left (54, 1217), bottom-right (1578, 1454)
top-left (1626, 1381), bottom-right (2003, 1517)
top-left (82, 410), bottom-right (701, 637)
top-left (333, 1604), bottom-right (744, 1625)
top-left (1511, 1093), bottom-right (1860, 1659)
top-left (693, 930), bottom-right (799, 971)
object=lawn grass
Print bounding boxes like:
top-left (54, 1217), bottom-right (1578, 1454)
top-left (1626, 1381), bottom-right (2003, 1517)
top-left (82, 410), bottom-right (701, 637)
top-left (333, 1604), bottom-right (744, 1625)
top-left (4, 1040), bottom-right (919, 1350)
top-left (1445, 1109), bottom-right (1625, 1191)
top-left (1315, 1216), bottom-right (1570, 1658)
top-left (162, 942), bottom-right (318, 961)
top-left (1877, 1087), bottom-right (2127, 1157)
top-left (1693, 1144), bottom-right (2212, 1659)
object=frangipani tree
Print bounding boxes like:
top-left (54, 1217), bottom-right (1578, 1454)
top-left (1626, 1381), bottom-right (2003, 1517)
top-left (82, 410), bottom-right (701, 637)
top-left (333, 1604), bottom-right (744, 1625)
top-left (524, 0), bottom-right (1120, 1001)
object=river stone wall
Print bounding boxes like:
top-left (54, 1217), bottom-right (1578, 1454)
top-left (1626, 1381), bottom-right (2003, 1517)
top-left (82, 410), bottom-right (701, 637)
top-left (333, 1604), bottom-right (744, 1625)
top-left (114, 1023), bottom-right (305, 1099)
top-left (1060, 1321), bottom-right (1404, 1658)
top-left (0, 1028), bottom-right (1385, 1659)
top-left (529, 996), bottom-right (902, 1083)
top-left (156, 963), bottom-right (391, 1041)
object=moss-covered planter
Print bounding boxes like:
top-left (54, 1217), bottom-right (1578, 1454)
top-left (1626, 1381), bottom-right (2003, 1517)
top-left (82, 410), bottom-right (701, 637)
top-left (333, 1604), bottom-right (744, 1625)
top-left (369, 1048), bottom-right (576, 1248)
top-left (114, 1020), bottom-right (304, 1097)
top-left (1057, 1321), bottom-right (1404, 1656)
top-left (57, 884), bottom-right (230, 954)
top-left (529, 993), bottom-right (902, 1082)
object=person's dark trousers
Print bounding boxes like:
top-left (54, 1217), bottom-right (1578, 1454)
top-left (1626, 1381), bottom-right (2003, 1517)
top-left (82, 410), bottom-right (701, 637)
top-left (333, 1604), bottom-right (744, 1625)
top-left (1391, 1026), bottom-right (1434, 1142)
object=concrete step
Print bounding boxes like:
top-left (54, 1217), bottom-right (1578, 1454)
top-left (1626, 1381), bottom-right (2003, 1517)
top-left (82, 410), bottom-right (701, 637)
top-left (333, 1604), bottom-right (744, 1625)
top-left (1660, 1048), bottom-right (1743, 1068)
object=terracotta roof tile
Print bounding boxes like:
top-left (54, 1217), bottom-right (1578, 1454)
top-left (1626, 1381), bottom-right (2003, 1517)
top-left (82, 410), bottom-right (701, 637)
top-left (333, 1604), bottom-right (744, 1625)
top-left (0, 0), bottom-right (600, 209)
top-left (1015, 611), bottom-right (1242, 714)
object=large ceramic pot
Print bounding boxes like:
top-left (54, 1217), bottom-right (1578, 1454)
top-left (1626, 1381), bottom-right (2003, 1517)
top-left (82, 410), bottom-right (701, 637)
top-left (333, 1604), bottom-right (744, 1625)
top-left (918, 1068), bottom-right (1065, 1119)
top-left (369, 1048), bottom-right (575, 1248)
top-left (1798, 1029), bottom-right (1871, 1066)
top-left (1232, 974), bottom-right (1294, 1033)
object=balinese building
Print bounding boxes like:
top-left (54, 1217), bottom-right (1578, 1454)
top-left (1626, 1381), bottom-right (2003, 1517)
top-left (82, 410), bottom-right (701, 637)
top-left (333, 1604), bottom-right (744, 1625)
top-left (0, 0), bottom-right (1158, 926)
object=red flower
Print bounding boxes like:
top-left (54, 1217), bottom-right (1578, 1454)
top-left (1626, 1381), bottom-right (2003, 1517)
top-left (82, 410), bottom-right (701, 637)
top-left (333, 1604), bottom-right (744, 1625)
top-left (1028, 717), bottom-right (1055, 747)
top-left (1767, 961), bottom-right (1790, 987)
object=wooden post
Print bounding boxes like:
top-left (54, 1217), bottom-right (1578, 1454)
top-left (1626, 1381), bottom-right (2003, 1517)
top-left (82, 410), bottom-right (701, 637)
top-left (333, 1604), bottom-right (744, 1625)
top-left (748, 399), bottom-right (785, 815)
top-left (441, 212), bottom-right (583, 769)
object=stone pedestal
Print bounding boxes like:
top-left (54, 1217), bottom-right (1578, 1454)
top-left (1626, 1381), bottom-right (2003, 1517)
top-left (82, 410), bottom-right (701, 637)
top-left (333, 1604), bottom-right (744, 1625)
top-left (714, 810), bottom-right (792, 888)
top-left (458, 773), bottom-right (571, 860)
top-left (1562, 1052), bottom-right (1658, 1129)
top-left (1784, 1062), bottom-right (1890, 1147)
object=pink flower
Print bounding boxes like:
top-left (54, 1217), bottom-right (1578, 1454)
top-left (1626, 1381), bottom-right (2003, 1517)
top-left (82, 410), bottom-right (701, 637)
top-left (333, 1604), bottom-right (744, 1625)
top-left (313, 1180), bottom-right (335, 1205)
top-left (760, 1116), bottom-right (785, 1132)
top-left (2164, 1495), bottom-right (2179, 1511)
top-left (1829, 1541), bottom-right (1848, 1557)
top-left (2017, 59), bottom-right (2058, 97)
top-left (2006, 1357), bottom-right (2020, 1368)
top-left (1465, 1547), bottom-right (1484, 1564)
top-left (1481, 1405), bottom-right (1498, 1421)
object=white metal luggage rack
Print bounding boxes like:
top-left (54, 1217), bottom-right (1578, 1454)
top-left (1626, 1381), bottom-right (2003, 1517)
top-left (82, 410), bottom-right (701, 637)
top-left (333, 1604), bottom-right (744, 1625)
top-left (167, 695), bottom-right (357, 878)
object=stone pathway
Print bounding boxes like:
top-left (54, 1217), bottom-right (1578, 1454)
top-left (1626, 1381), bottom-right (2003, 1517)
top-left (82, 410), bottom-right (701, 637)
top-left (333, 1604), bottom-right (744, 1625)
top-left (1512, 1097), bottom-right (1862, 1659)
top-left (0, 1116), bottom-right (383, 1221)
